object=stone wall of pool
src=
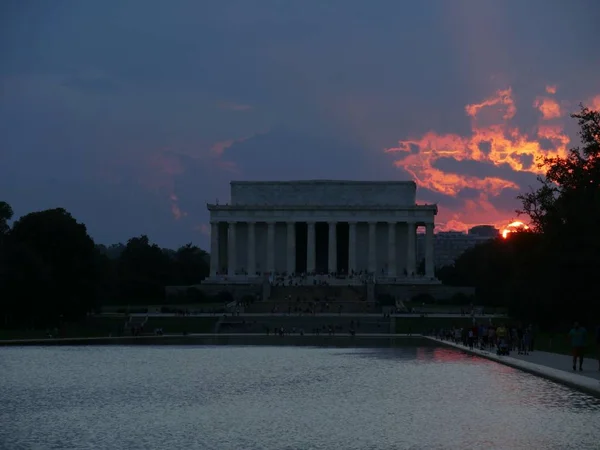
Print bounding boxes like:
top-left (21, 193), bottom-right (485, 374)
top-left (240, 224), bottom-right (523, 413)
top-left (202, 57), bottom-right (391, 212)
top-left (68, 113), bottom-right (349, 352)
top-left (427, 337), bottom-right (600, 398)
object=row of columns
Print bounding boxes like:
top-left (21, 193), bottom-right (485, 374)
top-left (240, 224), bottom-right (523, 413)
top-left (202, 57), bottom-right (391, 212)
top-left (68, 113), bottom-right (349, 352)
top-left (210, 221), bottom-right (435, 278)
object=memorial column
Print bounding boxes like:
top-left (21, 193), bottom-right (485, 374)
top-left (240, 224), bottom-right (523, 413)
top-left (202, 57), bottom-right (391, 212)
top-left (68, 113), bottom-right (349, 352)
top-left (406, 222), bottom-right (416, 276)
top-left (388, 221), bottom-right (397, 277)
top-left (247, 221), bottom-right (256, 276)
top-left (210, 221), bottom-right (219, 277)
top-left (227, 221), bottom-right (236, 276)
top-left (307, 222), bottom-right (316, 273)
top-left (368, 221), bottom-right (377, 273)
top-left (328, 221), bottom-right (337, 273)
top-left (348, 221), bottom-right (357, 273)
top-left (425, 222), bottom-right (435, 278)
top-left (266, 221), bottom-right (275, 274)
top-left (286, 222), bottom-right (296, 275)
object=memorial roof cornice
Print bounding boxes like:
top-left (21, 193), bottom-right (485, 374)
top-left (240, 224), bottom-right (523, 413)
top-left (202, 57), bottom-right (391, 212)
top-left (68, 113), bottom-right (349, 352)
top-left (230, 180), bottom-right (417, 186)
top-left (207, 204), bottom-right (437, 212)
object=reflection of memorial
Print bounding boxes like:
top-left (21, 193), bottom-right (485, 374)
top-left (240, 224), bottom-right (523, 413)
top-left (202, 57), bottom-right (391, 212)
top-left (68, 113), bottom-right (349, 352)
top-left (432, 347), bottom-right (472, 363)
top-left (205, 180), bottom-right (440, 285)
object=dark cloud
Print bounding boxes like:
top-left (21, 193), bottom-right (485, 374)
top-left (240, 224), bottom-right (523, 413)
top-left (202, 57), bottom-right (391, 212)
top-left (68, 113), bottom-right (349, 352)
top-left (222, 129), bottom-right (374, 180)
top-left (61, 73), bottom-right (121, 94)
top-left (432, 157), bottom-right (539, 189)
top-left (478, 141), bottom-right (492, 155)
top-left (538, 138), bottom-right (555, 151)
top-left (456, 188), bottom-right (481, 200)
top-left (416, 188), bottom-right (464, 209)
top-left (488, 188), bottom-right (523, 215)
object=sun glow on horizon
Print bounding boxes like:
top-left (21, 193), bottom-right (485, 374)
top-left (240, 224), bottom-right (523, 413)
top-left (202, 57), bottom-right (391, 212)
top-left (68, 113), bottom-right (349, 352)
top-left (501, 221), bottom-right (529, 238)
top-left (384, 85), bottom-right (596, 232)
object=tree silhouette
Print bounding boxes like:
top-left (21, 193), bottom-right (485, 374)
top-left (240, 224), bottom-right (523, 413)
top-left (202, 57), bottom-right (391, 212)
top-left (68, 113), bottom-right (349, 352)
top-left (438, 106), bottom-right (600, 326)
top-left (0, 201), bottom-right (13, 236)
top-left (2, 208), bottom-right (99, 326)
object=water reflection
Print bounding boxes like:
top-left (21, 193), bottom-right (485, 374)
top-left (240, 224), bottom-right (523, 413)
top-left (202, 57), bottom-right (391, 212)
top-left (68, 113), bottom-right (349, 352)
top-left (1, 344), bottom-right (599, 450)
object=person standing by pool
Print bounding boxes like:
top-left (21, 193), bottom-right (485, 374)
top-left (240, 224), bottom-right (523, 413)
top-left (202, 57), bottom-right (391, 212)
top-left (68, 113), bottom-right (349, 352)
top-left (568, 322), bottom-right (587, 371)
top-left (596, 324), bottom-right (600, 371)
top-left (521, 327), bottom-right (531, 356)
top-left (496, 324), bottom-right (507, 348)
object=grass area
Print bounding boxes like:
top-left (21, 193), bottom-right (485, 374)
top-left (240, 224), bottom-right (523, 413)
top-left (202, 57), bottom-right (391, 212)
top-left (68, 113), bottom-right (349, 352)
top-left (0, 316), bottom-right (125, 340)
top-left (0, 329), bottom-right (50, 340)
top-left (403, 303), bottom-right (508, 314)
top-left (144, 316), bottom-right (219, 334)
top-left (395, 317), bottom-right (475, 334)
top-left (0, 316), bottom-right (220, 341)
top-left (100, 303), bottom-right (226, 313)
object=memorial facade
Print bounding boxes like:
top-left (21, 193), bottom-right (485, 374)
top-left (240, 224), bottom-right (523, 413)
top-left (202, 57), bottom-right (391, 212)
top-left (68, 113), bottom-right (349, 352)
top-left (206, 180), bottom-right (438, 284)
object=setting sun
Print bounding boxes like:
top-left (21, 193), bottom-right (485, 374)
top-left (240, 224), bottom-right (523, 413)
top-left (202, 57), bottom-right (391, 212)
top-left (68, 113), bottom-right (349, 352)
top-left (501, 221), bottom-right (530, 239)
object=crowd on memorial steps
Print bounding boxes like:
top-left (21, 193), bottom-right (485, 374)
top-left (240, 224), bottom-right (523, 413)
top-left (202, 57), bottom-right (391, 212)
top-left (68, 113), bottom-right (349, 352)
top-left (0, 105), bottom-right (599, 342)
top-left (214, 267), bottom-right (432, 285)
top-left (270, 270), bottom-right (374, 286)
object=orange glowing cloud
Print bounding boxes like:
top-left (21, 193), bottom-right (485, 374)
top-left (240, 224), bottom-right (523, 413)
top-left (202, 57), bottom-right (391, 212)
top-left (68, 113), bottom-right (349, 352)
top-left (140, 133), bottom-right (256, 222)
top-left (143, 153), bottom-right (189, 220)
top-left (386, 86), bottom-right (574, 232)
top-left (534, 97), bottom-right (562, 120)
top-left (170, 194), bottom-right (187, 220)
top-left (465, 88), bottom-right (516, 121)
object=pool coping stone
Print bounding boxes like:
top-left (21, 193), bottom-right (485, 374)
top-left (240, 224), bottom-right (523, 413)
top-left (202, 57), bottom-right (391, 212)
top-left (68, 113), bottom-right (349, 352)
top-left (425, 336), bottom-right (600, 398)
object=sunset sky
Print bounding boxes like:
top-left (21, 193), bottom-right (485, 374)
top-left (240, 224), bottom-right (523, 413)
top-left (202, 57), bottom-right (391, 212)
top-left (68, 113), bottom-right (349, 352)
top-left (2, 1), bottom-right (600, 249)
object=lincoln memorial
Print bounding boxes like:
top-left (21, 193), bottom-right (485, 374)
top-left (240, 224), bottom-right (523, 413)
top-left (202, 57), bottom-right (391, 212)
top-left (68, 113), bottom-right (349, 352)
top-left (206, 180), bottom-right (438, 285)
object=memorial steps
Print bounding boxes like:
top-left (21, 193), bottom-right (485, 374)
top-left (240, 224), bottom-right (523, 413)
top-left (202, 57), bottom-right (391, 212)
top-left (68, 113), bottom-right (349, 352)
top-left (246, 301), bottom-right (378, 314)
top-left (243, 284), bottom-right (376, 314)
top-left (269, 284), bottom-right (366, 303)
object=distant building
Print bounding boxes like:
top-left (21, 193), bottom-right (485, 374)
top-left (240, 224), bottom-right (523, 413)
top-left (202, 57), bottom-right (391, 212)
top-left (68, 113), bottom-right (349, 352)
top-left (468, 225), bottom-right (500, 239)
top-left (416, 225), bottom-right (499, 268)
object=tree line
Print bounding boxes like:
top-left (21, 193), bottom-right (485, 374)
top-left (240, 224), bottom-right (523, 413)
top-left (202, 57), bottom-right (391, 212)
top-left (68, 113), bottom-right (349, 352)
top-left (437, 105), bottom-right (600, 328)
top-left (0, 205), bottom-right (209, 329)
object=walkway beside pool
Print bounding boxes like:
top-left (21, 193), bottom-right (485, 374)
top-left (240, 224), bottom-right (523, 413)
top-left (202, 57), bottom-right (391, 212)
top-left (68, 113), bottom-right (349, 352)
top-left (425, 336), bottom-right (600, 397)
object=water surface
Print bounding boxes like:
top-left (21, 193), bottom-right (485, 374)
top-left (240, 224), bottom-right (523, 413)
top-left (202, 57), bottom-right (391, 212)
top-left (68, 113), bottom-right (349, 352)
top-left (1, 343), bottom-right (599, 449)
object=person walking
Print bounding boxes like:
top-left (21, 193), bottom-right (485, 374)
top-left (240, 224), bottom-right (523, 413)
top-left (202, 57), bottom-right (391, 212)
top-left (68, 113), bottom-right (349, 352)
top-left (568, 322), bottom-right (587, 371)
top-left (596, 323), bottom-right (600, 371)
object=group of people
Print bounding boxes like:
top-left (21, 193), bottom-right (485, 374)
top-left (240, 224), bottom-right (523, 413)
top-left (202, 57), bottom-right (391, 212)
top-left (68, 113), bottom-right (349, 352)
top-left (434, 323), bottom-right (534, 355)
top-left (434, 321), bottom-right (600, 373)
top-left (269, 296), bottom-right (357, 315)
top-left (270, 270), bottom-right (375, 287)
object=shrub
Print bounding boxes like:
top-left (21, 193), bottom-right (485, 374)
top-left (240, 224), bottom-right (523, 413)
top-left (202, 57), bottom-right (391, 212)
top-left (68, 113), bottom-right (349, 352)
top-left (215, 290), bottom-right (234, 304)
top-left (165, 291), bottom-right (187, 304)
top-left (448, 292), bottom-right (473, 305)
top-left (411, 293), bottom-right (435, 304)
top-left (377, 294), bottom-right (395, 306)
top-left (240, 294), bottom-right (255, 304)
top-left (186, 287), bottom-right (206, 303)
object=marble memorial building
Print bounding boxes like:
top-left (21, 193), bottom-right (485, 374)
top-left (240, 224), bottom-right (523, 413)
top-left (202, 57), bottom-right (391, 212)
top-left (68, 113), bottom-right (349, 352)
top-left (206, 180), bottom-right (438, 284)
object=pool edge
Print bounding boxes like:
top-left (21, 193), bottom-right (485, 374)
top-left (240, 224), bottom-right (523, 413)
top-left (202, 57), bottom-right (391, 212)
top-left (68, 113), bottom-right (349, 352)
top-left (0, 333), bottom-right (422, 346)
top-left (425, 336), bottom-right (600, 398)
